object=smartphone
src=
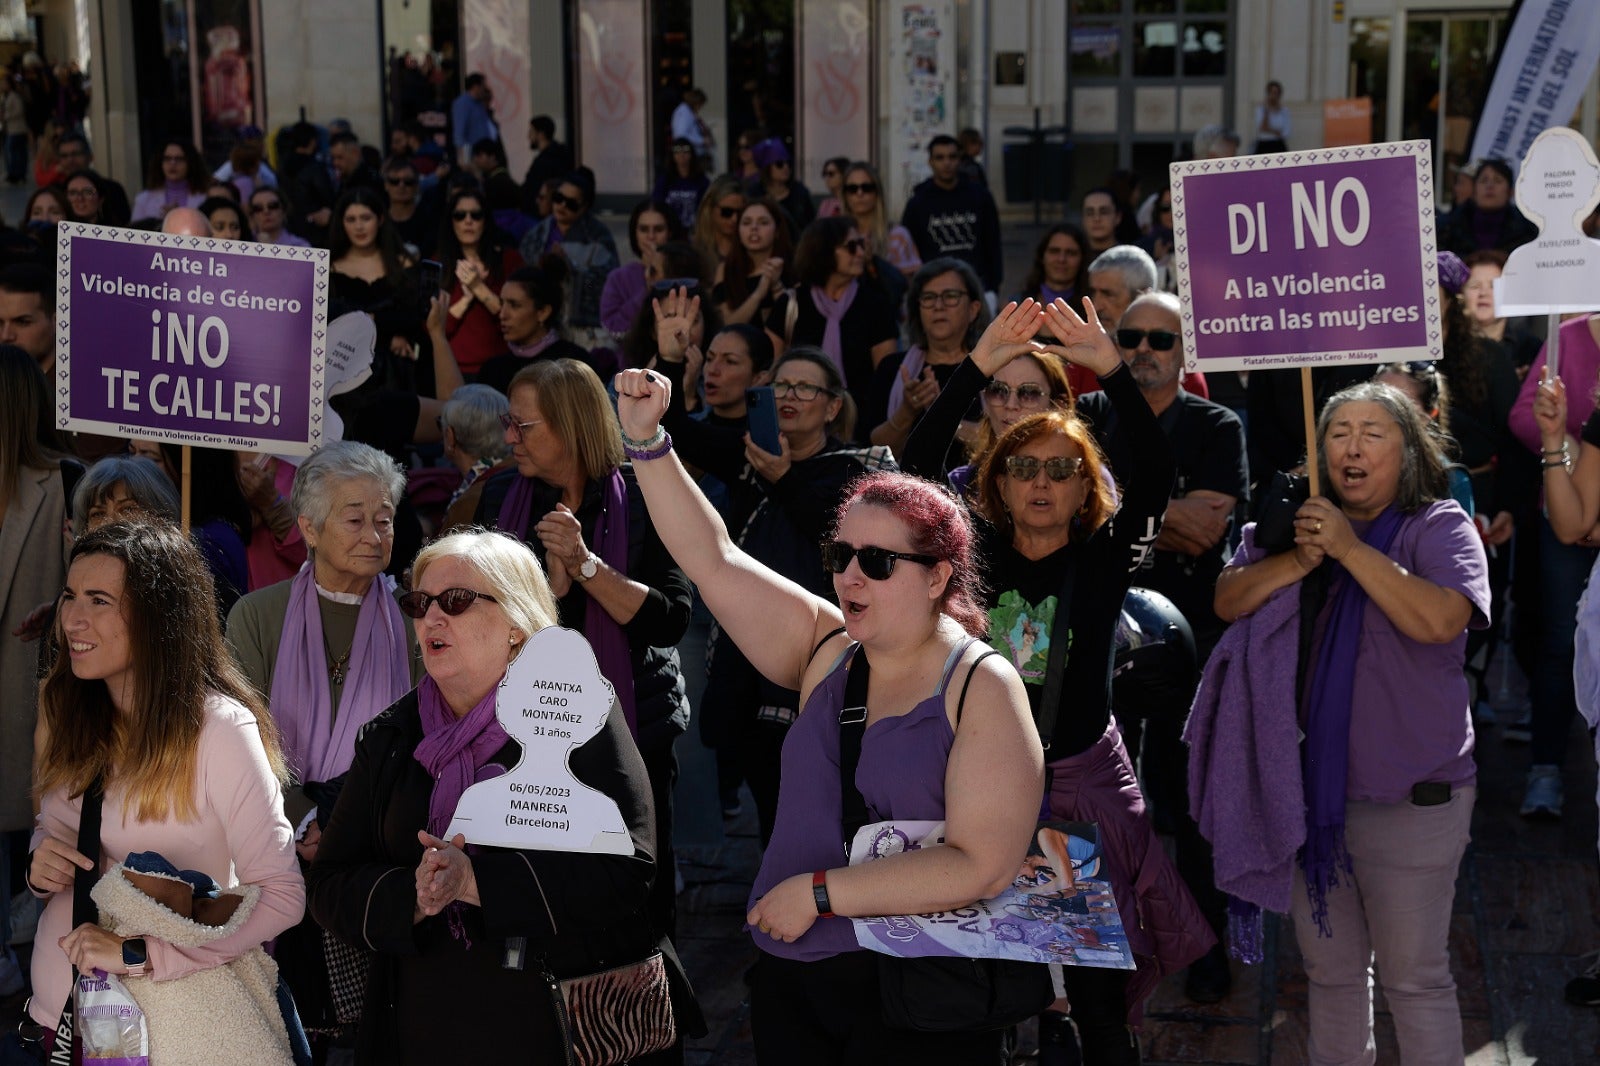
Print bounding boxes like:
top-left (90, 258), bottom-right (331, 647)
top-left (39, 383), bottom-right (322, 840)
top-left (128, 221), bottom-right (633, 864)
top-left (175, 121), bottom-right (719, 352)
top-left (418, 259), bottom-right (443, 306)
top-left (745, 386), bottom-right (781, 455)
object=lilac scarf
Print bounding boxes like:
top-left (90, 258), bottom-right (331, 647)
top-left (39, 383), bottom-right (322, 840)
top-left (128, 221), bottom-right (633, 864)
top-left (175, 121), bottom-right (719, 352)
top-left (1038, 282), bottom-right (1074, 306)
top-left (506, 330), bottom-right (560, 360)
top-left (270, 564), bottom-right (412, 784)
top-left (164, 179), bottom-right (191, 207)
top-left (497, 470), bottom-right (639, 737)
top-left (810, 280), bottom-right (858, 378)
top-left (885, 345), bottom-right (926, 419)
top-left (413, 674), bottom-right (509, 837)
top-left (1300, 506), bottom-right (1404, 935)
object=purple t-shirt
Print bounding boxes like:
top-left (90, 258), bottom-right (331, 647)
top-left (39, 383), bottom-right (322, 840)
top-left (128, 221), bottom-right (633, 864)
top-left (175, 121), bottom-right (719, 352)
top-left (748, 641), bottom-right (972, 961)
top-left (1344, 500), bottom-right (1489, 802)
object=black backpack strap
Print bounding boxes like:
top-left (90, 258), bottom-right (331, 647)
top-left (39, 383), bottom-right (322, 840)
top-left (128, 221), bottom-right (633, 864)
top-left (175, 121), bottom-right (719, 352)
top-left (72, 776), bottom-right (104, 928)
top-left (1036, 558), bottom-right (1077, 753)
top-left (837, 646), bottom-right (870, 857)
top-left (955, 650), bottom-right (1000, 726)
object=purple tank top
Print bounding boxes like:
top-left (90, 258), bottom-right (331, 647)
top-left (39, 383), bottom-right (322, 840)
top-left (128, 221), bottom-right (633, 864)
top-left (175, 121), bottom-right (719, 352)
top-left (748, 638), bottom-right (977, 961)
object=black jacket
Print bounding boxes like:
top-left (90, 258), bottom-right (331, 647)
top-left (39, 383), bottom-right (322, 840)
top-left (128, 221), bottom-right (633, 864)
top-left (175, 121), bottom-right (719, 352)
top-left (900, 177), bottom-right (1004, 292)
top-left (308, 689), bottom-right (673, 1062)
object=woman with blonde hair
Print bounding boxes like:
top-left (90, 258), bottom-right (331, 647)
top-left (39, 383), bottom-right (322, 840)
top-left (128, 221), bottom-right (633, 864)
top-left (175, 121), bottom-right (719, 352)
top-left (476, 357), bottom-right (693, 940)
top-left (693, 175), bottom-right (747, 276)
top-left (24, 520), bottom-right (303, 1058)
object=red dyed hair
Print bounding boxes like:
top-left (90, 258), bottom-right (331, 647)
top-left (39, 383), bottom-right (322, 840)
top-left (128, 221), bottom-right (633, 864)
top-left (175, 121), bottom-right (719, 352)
top-left (975, 410), bottom-right (1116, 538)
top-left (835, 471), bottom-right (988, 636)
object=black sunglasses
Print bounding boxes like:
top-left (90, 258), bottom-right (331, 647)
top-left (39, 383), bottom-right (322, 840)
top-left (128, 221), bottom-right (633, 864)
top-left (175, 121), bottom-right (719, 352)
top-left (843, 182), bottom-right (877, 195)
top-left (551, 192), bottom-right (582, 209)
top-left (397, 587), bottom-right (499, 619)
top-left (653, 277), bottom-right (701, 294)
top-left (1114, 328), bottom-right (1178, 351)
top-left (386, 176), bottom-right (419, 187)
top-left (841, 237), bottom-right (865, 254)
top-left (718, 205), bottom-right (742, 219)
top-left (819, 541), bottom-right (940, 581)
top-left (453, 209), bottom-right (485, 221)
top-left (1005, 455), bottom-right (1084, 482)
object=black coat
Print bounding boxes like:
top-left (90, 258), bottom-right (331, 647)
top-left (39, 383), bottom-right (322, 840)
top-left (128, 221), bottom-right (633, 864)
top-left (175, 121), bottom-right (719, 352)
top-left (307, 689), bottom-right (666, 1063)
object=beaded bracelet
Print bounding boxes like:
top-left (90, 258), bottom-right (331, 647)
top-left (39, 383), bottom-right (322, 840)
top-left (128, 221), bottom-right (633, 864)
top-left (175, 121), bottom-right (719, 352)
top-left (623, 428), bottom-right (673, 462)
top-left (620, 426), bottom-right (666, 449)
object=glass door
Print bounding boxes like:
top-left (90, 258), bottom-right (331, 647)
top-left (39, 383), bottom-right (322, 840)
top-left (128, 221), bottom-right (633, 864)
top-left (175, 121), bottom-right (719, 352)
top-left (1400, 11), bottom-right (1505, 205)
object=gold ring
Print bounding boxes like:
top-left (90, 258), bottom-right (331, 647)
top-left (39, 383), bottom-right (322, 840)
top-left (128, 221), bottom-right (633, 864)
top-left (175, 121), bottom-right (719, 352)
top-left (1314, 521), bottom-right (1323, 533)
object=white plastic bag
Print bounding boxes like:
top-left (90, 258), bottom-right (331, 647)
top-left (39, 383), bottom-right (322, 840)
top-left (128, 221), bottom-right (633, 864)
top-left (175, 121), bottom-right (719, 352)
top-left (76, 968), bottom-right (150, 1064)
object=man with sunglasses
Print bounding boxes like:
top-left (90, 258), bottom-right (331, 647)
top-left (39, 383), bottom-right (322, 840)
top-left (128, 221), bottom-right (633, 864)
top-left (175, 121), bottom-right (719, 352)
top-left (1073, 291), bottom-right (1246, 1004)
top-left (901, 134), bottom-right (1003, 304)
top-left (381, 158), bottom-right (439, 259)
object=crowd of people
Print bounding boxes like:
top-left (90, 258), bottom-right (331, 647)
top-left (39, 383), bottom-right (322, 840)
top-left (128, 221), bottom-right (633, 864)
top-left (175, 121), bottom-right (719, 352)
top-left (1, 73), bottom-right (1598, 1066)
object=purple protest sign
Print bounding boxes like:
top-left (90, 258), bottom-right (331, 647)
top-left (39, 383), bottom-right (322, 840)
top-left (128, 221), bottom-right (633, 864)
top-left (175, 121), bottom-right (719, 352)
top-left (55, 224), bottom-right (329, 455)
top-left (1170, 140), bottom-right (1441, 372)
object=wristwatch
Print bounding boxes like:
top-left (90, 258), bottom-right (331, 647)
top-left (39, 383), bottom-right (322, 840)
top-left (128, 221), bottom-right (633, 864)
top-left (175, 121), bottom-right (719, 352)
top-left (121, 937), bottom-right (148, 978)
top-left (576, 552), bottom-right (600, 583)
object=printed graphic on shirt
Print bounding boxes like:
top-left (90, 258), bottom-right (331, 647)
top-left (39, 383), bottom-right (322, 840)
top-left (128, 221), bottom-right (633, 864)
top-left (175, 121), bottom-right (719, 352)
top-left (1127, 514), bottom-right (1160, 573)
top-left (927, 211), bottom-right (979, 254)
top-left (989, 590), bottom-right (1067, 683)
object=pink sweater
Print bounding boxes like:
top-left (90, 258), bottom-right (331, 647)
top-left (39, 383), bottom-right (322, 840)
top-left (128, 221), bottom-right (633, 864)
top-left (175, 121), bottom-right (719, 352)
top-left (28, 693), bottom-right (304, 1028)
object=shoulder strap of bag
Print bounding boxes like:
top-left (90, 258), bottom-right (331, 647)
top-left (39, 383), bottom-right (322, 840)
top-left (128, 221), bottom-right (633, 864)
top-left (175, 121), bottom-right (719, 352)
top-left (955, 650), bottom-right (1000, 726)
top-left (1036, 559), bottom-right (1078, 754)
top-left (48, 776), bottom-right (103, 1064)
top-left (838, 646), bottom-right (870, 857)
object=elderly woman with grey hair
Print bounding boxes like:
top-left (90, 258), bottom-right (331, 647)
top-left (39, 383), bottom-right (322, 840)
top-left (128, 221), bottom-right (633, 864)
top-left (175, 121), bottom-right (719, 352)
top-left (439, 383), bottom-right (512, 533)
top-left (225, 439), bottom-right (420, 1046)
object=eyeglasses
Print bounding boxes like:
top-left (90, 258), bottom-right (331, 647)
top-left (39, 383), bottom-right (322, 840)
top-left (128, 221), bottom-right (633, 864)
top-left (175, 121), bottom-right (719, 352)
top-left (843, 182), bottom-right (877, 195)
top-left (672, 146), bottom-right (693, 155)
top-left (386, 176), bottom-right (419, 187)
top-left (718, 205), bottom-right (742, 219)
top-left (397, 587), bottom-right (500, 619)
top-left (982, 381), bottom-right (1050, 406)
top-left (162, 154), bottom-right (187, 164)
top-left (1114, 328), bottom-right (1178, 351)
top-left (819, 541), bottom-right (940, 580)
top-left (1005, 455), bottom-right (1084, 482)
top-left (250, 201), bottom-right (282, 213)
top-left (551, 192), bottom-right (582, 209)
top-left (66, 187), bottom-right (98, 199)
top-left (453, 209), bottom-right (485, 221)
top-left (840, 238), bottom-right (865, 254)
top-left (498, 412), bottom-right (545, 441)
top-left (918, 288), bottom-right (970, 309)
top-left (772, 379), bottom-right (834, 401)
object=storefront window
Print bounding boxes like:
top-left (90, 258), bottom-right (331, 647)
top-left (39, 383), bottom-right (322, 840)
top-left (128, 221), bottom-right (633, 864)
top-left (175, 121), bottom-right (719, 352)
top-left (1070, 24), bottom-right (1120, 80)
top-left (651, 1), bottom-right (692, 174)
top-left (382, 0), bottom-right (460, 153)
top-left (726, 0), bottom-right (795, 171)
top-left (131, 0), bottom-right (193, 167)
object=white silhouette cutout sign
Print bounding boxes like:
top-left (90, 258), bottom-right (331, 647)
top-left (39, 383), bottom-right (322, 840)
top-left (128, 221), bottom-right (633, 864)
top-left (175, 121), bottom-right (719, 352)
top-left (1494, 127), bottom-right (1600, 317)
top-left (445, 626), bottom-right (633, 855)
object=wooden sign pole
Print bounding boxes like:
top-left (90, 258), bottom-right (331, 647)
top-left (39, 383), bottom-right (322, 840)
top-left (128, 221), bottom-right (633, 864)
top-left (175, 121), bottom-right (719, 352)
top-left (1300, 367), bottom-right (1319, 498)
top-left (180, 445), bottom-right (192, 532)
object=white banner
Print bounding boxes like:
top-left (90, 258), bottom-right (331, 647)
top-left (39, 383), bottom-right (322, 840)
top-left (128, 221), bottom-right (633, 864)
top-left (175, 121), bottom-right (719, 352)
top-left (1469, 0), bottom-right (1600, 169)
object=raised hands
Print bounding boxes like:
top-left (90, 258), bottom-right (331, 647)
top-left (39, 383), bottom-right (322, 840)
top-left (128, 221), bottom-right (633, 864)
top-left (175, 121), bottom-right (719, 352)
top-left (614, 367), bottom-right (673, 443)
top-left (652, 285), bottom-right (700, 364)
top-left (1041, 297), bottom-right (1122, 378)
top-left (1533, 366), bottom-right (1569, 450)
top-left (969, 299), bottom-right (1047, 376)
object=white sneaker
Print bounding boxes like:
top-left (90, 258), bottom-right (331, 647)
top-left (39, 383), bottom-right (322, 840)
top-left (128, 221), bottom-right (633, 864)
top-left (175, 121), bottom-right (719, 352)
top-left (1520, 765), bottom-right (1563, 819)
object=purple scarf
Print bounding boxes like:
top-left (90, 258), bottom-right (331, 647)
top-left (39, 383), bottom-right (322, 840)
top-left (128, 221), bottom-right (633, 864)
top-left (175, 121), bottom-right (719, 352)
top-left (507, 330), bottom-right (560, 360)
top-left (1300, 506), bottom-right (1404, 935)
top-left (164, 179), bottom-right (191, 207)
top-left (1038, 282), bottom-right (1074, 306)
top-left (496, 470), bottom-right (639, 737)
top-left (269, 564), bottom-right (412, 784)
top-left (414, 674), bottom-right (510, 837)
top-left (885, 345), bottom-right (926, 419)
top-left (810, 280), bottom-right (858, 378)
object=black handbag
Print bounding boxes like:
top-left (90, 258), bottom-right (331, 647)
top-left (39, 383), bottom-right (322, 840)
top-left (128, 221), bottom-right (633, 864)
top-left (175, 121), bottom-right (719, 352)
top-left (837, 648), bottom-right (1054, 1033)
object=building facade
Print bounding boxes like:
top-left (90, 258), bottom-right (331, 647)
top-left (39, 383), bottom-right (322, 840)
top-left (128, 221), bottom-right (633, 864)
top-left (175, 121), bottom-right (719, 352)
top-left (29, 0), bottom-right (1600, 215)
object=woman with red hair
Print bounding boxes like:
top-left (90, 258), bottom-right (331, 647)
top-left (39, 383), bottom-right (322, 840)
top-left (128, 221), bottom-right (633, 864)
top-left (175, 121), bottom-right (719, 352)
top-left (902, 299), bottom-right (1214, 1064)
top-left (613, 363), bottom-right (1044, 1061)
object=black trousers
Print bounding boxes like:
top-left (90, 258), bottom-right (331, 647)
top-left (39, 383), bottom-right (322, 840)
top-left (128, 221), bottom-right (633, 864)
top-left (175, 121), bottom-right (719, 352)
top-left (641, 740), bottom-right (678, 940)
top-left (749, 952), bottom-right (1010, 1065)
